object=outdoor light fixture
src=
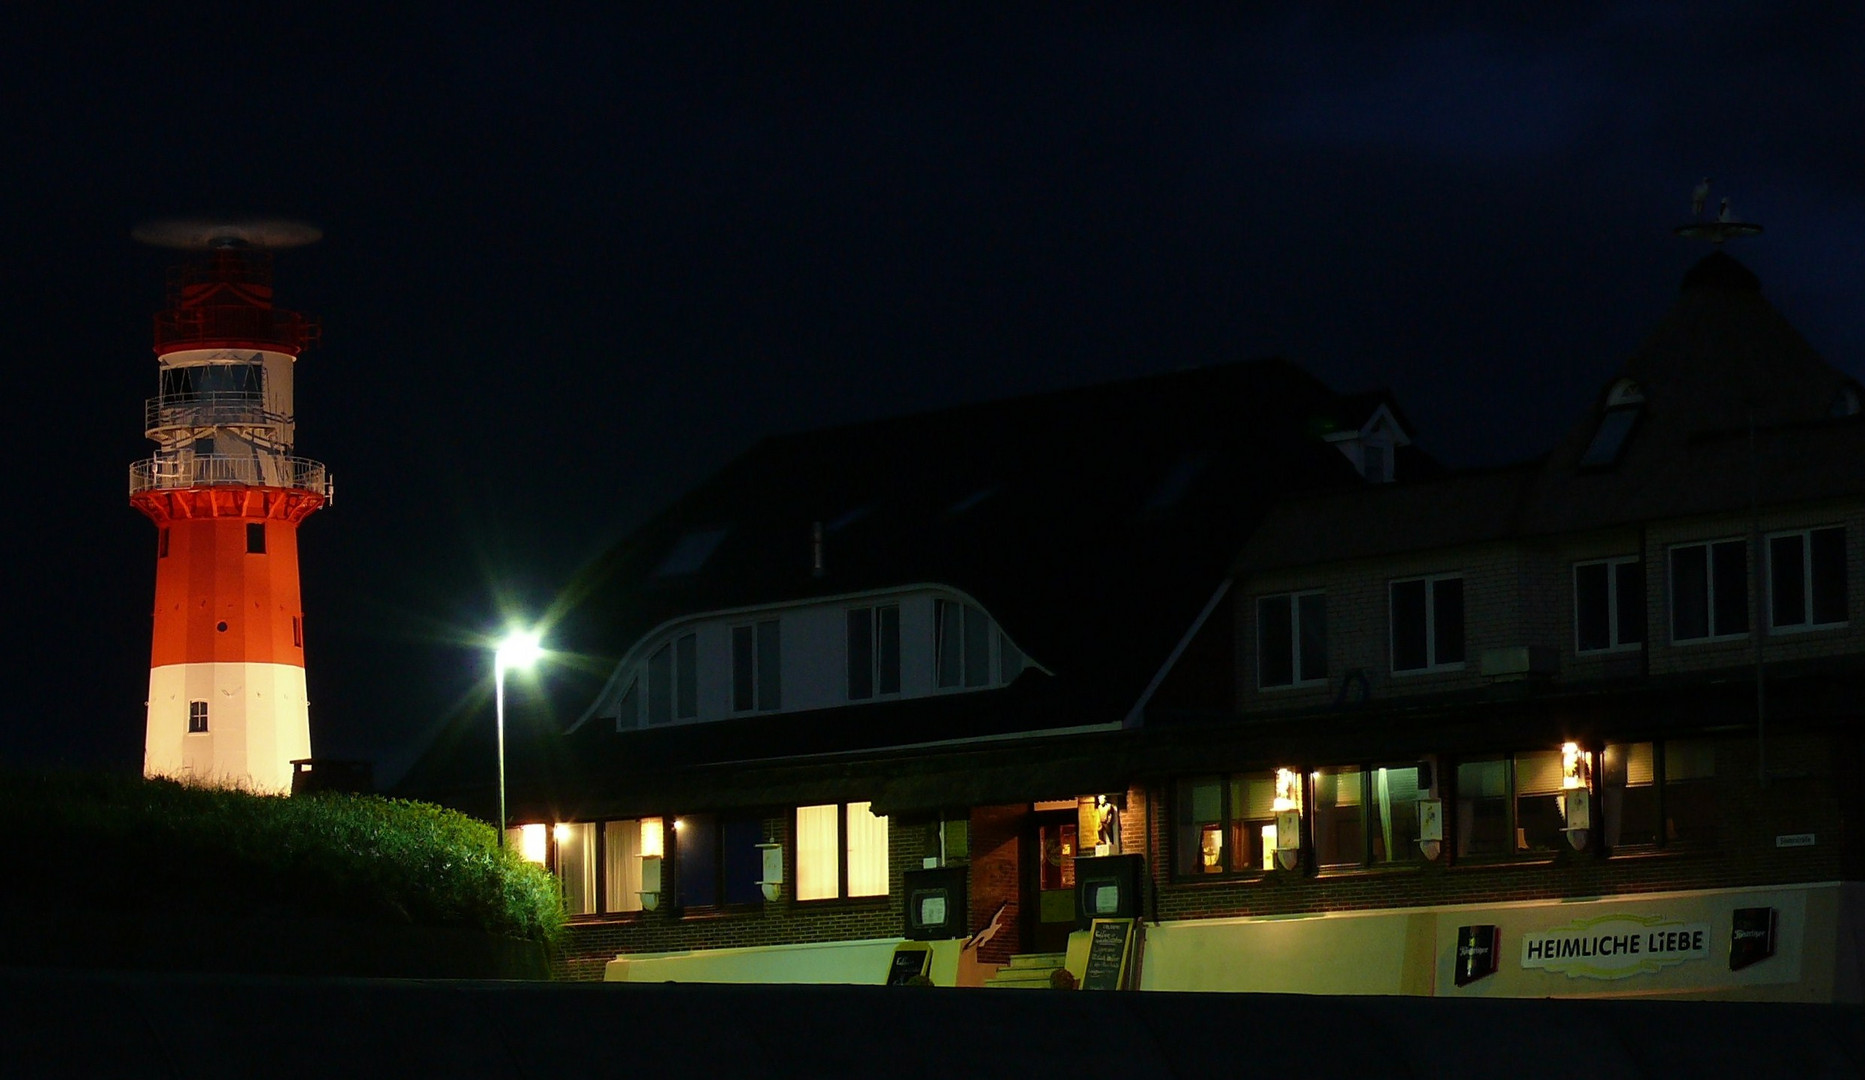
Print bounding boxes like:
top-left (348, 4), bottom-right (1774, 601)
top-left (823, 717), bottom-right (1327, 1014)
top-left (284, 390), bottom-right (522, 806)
top-left (638, 817), bottom-right (665, 911)
top-left (1272, 767), bottom-right (1303, 870)
top-left (1561, 742), bottom-right (1595, 851)
top-left (757, 840), bottom-right (784, 902)
top-left (493, 628), bottom-right (545, 850)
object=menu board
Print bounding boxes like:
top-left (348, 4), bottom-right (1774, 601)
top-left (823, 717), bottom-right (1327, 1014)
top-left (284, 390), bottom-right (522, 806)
top-left (1081, 919), bottom-right (1135, 990)
top-left (887, 943), bottom-right (932, 985)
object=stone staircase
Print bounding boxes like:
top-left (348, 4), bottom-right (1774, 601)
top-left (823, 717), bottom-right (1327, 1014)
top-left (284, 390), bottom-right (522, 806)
top-left (981, 952), bottom-right (1068, 989)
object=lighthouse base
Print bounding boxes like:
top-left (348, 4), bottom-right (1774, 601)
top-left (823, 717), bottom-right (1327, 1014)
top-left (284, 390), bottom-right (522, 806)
top-left (144, 662), bottom-right (311, 795)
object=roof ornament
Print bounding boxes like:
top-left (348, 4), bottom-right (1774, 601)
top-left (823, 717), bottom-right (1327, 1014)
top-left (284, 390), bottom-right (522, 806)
top-left (1675, 179), bottom-right (1761, 244)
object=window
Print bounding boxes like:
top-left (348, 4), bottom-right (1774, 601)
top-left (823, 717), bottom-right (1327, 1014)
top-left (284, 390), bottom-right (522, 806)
top-left (1574, 557), bottom-right (1645, 653)
top-left (934, 599), bottom-right (992, 689)
top-left (246, 523), bottom-right (266, 554)
top-left (1174, 772), bottom-right (1282, 876)
top-left (731, 620), bottom-right (781, 712)
top-left (553, 822), bottom-right (597, 916)
top-left (1310, 764), bottom-right (1425, 867)
top-left (847, 605), bottom-right (901, 700)
top-left (1455, 751), bottom-right (1579, 857)
top-left (1258, 592), bottom-right (1327, 688)
top-left (795, 801), bottom-right (891, 900)
top-left (1602, 740), bottom-right (1718, 848)
top-left (187, 700), bottom-right (208, 734)
top-left (1390, 575), bottom-right (1464, 672)
top-left (602, 819), bottom-right (653, 914)
top-left (646, 632), bottom-right (698, 724)
top-left (1670, 539), bottom-right (1748, 641)
top-left (674, 813), bottom-right (765, 908)
top-left (1768, 527), bottom-right (1848, 631)
top-left (1579, 379), bottom-right (1644, 468)
top-left (292, 615), bottom-right (303, 648)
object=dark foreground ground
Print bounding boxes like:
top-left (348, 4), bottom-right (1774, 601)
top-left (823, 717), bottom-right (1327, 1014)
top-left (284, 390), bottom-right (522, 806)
top-left (5, 968), bottom-right (1861, 1079)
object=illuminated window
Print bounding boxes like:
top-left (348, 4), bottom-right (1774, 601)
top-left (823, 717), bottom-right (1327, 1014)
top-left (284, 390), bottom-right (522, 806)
top-left (1768, 527), bottom-right (1848, 631)
top-left (1173, 772), bottom-right (1280, 876)
top-left (1602, 740), bottom-right (1717, 848)
top-left (796, 801), bottom-right (890, 900)
top-left (1455, 750), bottom-right (1589, 858)
top-left (553, 822), bottom-right (596, 916)
top-left (1311, 764), bottom-right (1425, 867)
top-left (1574, 557), bottom-right (1645, 653)
top-left (1257, 591), bottom-right (1327, 688)
top-left (847, 605), bottom-right (901, 700)
top-left (1670, 539), bottom-right (1748, 641)
top-left (187, 700), bottom-right (208, 734)
top-left (731, 620), bottom-right (781, 712)
top-left (601, 819), bottom-right (648, 913)
top-left (1391, 575), bottom-right (1464, 672)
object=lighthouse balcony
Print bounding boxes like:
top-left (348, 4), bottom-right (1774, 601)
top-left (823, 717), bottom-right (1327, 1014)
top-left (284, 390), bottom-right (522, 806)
top-left (130, 454), bottom-right (332, 500)
top-left (144, 392), bottom-right (290, 436)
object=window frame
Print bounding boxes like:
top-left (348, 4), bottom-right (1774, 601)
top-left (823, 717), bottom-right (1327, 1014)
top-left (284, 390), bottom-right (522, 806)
top-left (645, 631), bottom-right (699, 725)
top-left (1573, 556), bottom-right (1646, 654)
top-left (730, 619), bottom-right (782, 713)
top-left (187, 699), bottom-right (209, 734)
top-left (1256, 590), bottom-right (1328, 689)
top-left (1766, 526), bottom-right (1849, 634)
top-left (1389, 573), bottom-right (1466, 674)
top-left (1668, 538), bottom-right (1750, 643)
top-left (933, 599), bottom-right (994, 690)
top-left (1600, 739), bottom-right (1719, 850)
top-left (846, 604), bottom-right (902, 701)
top-left (1172, 772), bottom-right (1281, 879)
top-left (672, 811), bottom-right (768, 911)
top-left (1308, 762), bottom-right (1427, 869)
top-left (794, 801), bottom-right (891, 902)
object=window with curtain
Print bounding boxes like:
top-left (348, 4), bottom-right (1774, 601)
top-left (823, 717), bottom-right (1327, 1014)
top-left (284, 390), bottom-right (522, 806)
top-left (554, 822), bottom-right (597, 916)
top-left (1173, 772), bottom-right (1279, 876)
top-left (602, 819), bottom-right (644, 913)
top-left (795, 801), bottom-right (890, 900)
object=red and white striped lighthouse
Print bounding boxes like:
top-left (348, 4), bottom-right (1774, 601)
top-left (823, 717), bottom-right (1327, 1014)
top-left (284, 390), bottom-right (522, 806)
top-left (129, 219), bottom-right (332, 793)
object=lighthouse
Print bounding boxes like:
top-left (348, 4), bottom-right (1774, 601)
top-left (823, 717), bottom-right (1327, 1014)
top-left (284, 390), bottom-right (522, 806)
top-left (129, 219), bottom-right (332, 794)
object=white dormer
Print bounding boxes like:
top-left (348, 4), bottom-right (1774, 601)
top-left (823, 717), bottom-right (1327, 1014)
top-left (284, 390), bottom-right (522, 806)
top-left (1324, 403), bottom-right (1411, 483)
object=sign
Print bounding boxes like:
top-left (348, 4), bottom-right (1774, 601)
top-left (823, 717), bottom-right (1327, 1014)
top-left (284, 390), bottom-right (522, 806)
top-left (1775, 833), bottom-right (1816, 848)
top-left (1520, 915), bottom-right (1710, 979)
top-left (886, 943), bottom-right (932, 985)
top-left (1729, 907), bottom-right (1777, 971)
top-left (1454, 925), bottom-right (1500, 986)
top-left (1080, 918), bottom-right (1135, 991)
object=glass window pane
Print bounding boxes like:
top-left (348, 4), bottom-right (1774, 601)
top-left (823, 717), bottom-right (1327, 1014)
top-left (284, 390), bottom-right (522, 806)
top-left (1663, 740), bottom-right (1718, 845)
top-left (1602, 743), bottom-right (1657, 847)
top-left (1576, 562), bottom-right (1610, 651)
top-left (1771, 535), bottom-right (1806, 628)
top-left (732, 626), bottom-right (754, 711)
top-left (1513, 751), bottom-right (1564, 852)
top-left (648, 643), bottom-right (672, 724)
top-left (676, 815), bottom-right (718, 907)
top-left (722, 817), bottom-right (765, 905)
top-left (1391, 580), bottom-right (1427, 670)
top-left (1712, 540), bottom-right (1749, 635)
top-left (556, 822), bottom-right (596, 916)
top-left (1670, 546), bottom-right (1709, 640)
top-left (1257, 596), bottom-right (1293, 687)
top-left (676, 633), bottom-right (697, 718)
top-left (757, 621), bottom-right (782, 710)
top-left (847, 609), bottom-right (874, 700)
top-left (846, 802), bottom-right (889, 897)
top-left (1298, 593), bottom-right (1328, 682)
top-left (1312, 767), bottom-right (1363, 867)
top-left (1369, 765), bottom-right (1422, 863)
top-left (936, 601), bottom-right (962, 688)
top-left (1456, 759), bottom-right (1509, 857)
top-left (1811, 527), bottom-right (1848, 625)
top-left (1433, 578), bottom-right (1464, 664)
top-left (1177, 778), bottom-right (1224, 876)
top-left (963, 604), bottom-right (990, 687)
top-left (796, 805), bottom-right (840, 900)
top-left (1616, 561), bottom-right (1646, 645)
top-left (604, 820), bottom-right (643, 913)
top-left (877, 605), bottom-right (901, 694)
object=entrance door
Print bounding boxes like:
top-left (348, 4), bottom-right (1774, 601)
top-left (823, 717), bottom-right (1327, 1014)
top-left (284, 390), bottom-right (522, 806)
top-left (1027, 809), bottom-right (1079, 955)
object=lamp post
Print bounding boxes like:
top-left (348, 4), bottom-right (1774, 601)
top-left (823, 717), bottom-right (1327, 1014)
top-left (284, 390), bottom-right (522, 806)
top-left (494, 629), bottom-right (544, 850)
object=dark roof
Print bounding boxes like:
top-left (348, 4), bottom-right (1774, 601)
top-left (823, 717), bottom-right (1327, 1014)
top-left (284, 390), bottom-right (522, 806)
top-left (400, 359), bottom-right (1411, 805)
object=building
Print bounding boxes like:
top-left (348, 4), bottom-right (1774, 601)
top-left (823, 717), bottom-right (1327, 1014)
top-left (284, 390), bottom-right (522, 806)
top-left (129, 220), bottom-right (333, 794)
top-left (403, 249), bottom-right (1865, 1000)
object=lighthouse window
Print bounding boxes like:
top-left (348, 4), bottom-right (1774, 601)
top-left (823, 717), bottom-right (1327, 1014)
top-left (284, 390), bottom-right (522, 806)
top-left (160, 360), bottom-right (263, 401)
top-left (188, 701), bottom-right (209, 734)
top-left (247, 523), bottom-right (267, 554)
top-left (158, 528), bottom-right (170, 558)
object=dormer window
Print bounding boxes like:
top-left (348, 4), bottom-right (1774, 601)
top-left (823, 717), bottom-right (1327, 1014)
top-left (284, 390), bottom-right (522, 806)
top-left (1323, 403), bottom-right (1409, 483)
top-left (1579, 379), bottom-right (1644, 468)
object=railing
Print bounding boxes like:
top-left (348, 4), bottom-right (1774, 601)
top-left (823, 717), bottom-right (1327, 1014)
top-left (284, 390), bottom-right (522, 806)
top-left (144, 391), bottom-right (290, 434)
top-left (129, 454), bottom-right (332, 500)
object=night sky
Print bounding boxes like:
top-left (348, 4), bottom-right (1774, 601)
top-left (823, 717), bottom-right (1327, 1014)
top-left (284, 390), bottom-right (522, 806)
top-left (5, 7), bottom-right (1862, 784)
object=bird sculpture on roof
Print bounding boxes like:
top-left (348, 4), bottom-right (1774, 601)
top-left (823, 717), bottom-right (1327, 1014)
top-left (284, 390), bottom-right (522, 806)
top-left (1692, 177), bottom-right (1711, 217)
top-left (962, 900), bottom-right (1009, 952)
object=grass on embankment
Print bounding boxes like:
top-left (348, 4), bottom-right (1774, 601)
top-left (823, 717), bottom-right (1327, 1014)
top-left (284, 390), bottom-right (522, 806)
top-left (4, 769), bottom-right (565, 947)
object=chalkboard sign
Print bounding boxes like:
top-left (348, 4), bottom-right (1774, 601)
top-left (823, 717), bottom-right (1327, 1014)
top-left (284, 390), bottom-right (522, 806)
top-left (886, 944), bottom-right (932, 985)
top-left (1080, 919), bottom-right (1134, 991)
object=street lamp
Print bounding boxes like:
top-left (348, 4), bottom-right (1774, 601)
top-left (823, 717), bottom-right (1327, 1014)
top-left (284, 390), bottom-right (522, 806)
top-left (494, 629), bottom-right (545, 850)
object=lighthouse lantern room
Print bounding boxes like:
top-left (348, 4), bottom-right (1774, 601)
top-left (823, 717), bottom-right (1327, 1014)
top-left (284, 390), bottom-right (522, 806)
top-left (129, 219), bottom-right (332, 794)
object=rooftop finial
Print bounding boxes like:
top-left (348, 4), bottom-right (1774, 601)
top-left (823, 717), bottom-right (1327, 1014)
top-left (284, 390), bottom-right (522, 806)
top-left (1674, 181), bottom-right (1761, 244)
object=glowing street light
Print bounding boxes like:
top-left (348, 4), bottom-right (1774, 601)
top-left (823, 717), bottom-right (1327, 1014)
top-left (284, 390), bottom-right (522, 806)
top-left (494, 629), bottom-right (545, 850)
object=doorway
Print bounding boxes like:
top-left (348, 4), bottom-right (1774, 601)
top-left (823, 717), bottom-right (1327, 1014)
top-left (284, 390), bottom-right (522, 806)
top-left (1026, 808), bottom-right (1080, 955)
